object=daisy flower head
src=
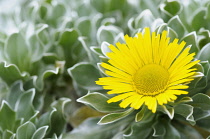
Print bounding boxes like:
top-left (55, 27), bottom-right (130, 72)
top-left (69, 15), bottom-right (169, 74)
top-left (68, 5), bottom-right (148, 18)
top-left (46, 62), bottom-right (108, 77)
top-left (96, 27), bottom-right (200, 113)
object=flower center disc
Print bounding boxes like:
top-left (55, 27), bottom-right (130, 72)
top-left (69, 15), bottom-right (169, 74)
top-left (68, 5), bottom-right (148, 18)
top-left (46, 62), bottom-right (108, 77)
top-left (133, 64), bottom-right (169, 95)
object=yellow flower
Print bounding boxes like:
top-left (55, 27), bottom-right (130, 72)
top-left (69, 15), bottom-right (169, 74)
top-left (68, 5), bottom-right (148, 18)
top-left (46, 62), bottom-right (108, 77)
top-left (96, 27), bottom-right (200, 113)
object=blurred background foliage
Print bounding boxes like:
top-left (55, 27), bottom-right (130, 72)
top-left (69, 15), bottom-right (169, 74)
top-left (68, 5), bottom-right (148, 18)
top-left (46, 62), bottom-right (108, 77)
top-left (0, 0), bottom-right (210, 138)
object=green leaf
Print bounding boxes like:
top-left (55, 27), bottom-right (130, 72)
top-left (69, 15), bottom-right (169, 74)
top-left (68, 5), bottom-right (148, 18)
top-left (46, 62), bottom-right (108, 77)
top-left (68, 62), bottom-right (102, 90)
top-left (190, 93), bottom-right (210, 110)
top-left (158, 105), bottom-right (174, 119)
top-left (7, 81), bottom-right (24, 109)
top-left (100, 41), bottom-right (111, 57)
top-left (124, 120), bottom-right (153, 139)
top-left (2, 130), bottom-right (15, 139)
top-left (135, 107), bottom-right (154, 123)
top-left (36, 24), bottom-right (50, 48)
top-left (174, 104), bottom-right (195, 125)
top-left (15, 89), bottom-right (35, 122)
top-left (134, 9), bottom-right (155, 29)
top-left (0, 62), bottom-right (29, 85)
top-left (90, 0), bottom-right (106, 13)
top-left (98, 108), bottom-right (134, 125)
top-left (168, 15), bottom-right (185, 37)
top-left (135, 106), bottom-right (146, 122)
top-left (16, 122), bottom-right (36, 139)
top-left (76, 17), bottom-right (91, 37)
top-left (5, 33), bottom-right (31, 72)
top-left (197, 43), bottom-right (210, 62)
top-left (59, 29), bottom-right (79, 48)
top-left (97, 25), bottom-right (121, 44)
top-left (163, 1), bottom-right (181, 16)
top-left (29, 24), bottom-right (47, 62)
top-left (63, 117), bottom-right (123, 139)
top-left (77, 92), bottom-right (122, 113)
top-left (152, 120), bottom-right (166, 137)
top-left (0, 101), bottom-right (16, 132)
top-left (181, 32), bottom-right (199, 53)
top-left (174, 97), bottom-right (193, 104)
top-left (59, 29), bottom-right (80, 67)
top-left (31, 126), bottom-right (48, 139)
top-left (52, 4), bottom-right (66, 20)
top-left (46, 98), bottom-right (71, 137)
top-left (191, 9), bottom-right (207, 31)
top-left (90, 46), bottom-right (103, 56)
top-left (164, 121), bottom-right (181, 139)
top-left (174, 122), bottom-right (203, 139)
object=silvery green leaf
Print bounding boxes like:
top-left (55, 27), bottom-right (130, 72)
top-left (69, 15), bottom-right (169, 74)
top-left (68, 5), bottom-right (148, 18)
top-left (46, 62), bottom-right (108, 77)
top-left (68, 62), bottom-right (102, 90)
top-left (15, 89), bottom-right (36, 122)
top-left (0, 101), bottom-right (16, 132)
top-left (158, 105), bottom-right (174, 119)
top-left (168, 15), bottom-right (186, 38)
top-left (198, 29), bottom-right (210, 49)
top-left (33, 66), bottom-right (60, 91)
top-left (16, 121), bottom-right (36, 139)
top-left (98, 108), bottom-right (134, 125)
top-left (63, 117), bottom-right (124, 139)
top-left (190, 93), bottom-right (210, 110)
top-left (124, 120), bottom-right (153, 139)
top-left (191, 9), bottom-right (206, 31)
top-left (5, 33), bottom-right (31, 72)
top-left (97, 25), bottom-right (122, 44)
top-left (133, 9), bottom-right (155, 29)
top-left (2, 130), bottom-right (15, 139)
top-left (0, 62), bottom-right (29, 85)
top-left (37, 98), bottom-right (70, 137)
top-left (181, 32), bottom-right (199, 53)
top-left (7, 81), bottom-right (24, 109)
top-left (197, 43), bottom-right (210, 62)
top-left (152, 120), bottom-right (166, 137)
top-left (76, 17), bottom-right (91, 37)
top-left (31, 126), bottom-right (48, 139)
top-left (90, 46), bottom-right (103, 56)
top-left (174, 104), bottom-right (195, 125)
top-left (77, 92), bottom-right (122, 113)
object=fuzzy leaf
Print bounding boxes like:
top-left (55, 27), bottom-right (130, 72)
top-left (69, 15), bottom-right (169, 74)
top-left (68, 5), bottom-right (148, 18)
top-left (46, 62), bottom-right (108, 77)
top-left (68, 63), bottom-right (101, 90)
top-left (191, 9), bottom-right (206, 31)
top-left (98, 108), bottom-right (134, 125)
top-left (5, 33), bottom-right (31, 72)
top-left (2, 130), bottom-right (15, 139)
top-left (77, 92), bottom-right (122, 113)
top-left (101, 41), bottom-right (111, 57)
top-left (174, 104), bottom-right (195, 125)
top-left (168, 15), bottom-right (185, 37)
top-left (181, 32), bottom-right (199, 53)
top-left (63, 117), bottom-right (123, 139)
top-left (134, 9), bottom-right (155, 29)
top-left (31, 126), bottom-right (48, 139)
top-left (135, 106), bottom-right (146, 122)
top-left (97, 25), bottom-right (121, 44)
top-left (0, 101), bottom-right (16, 132)
top-left (164, 1), bottom-right (181, 16)
top-left (152, 120), bottom-right (166, 137)
top-left (124, 118), bottom-right (154, 139)
top-left (15, 89), bottom-right (35, 122)
top-left (7, 81), bottom-right (25, 109)
top-left (0, 62), bottom-right (28, 85)
top-left (158, 105), bottom-right (174, 119)
top-left (46, 98), bottom-right (71, 137)
top-left (197, 43), bottom-right (210, 62)
top-left (29, 24), bottom-right (47, 62)
top-left (59, 29), bottom-right (79, 67)
top-left (16, 122), bottom-right (36, 139)
top-left (190, 93), bottom-right (210, 110)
